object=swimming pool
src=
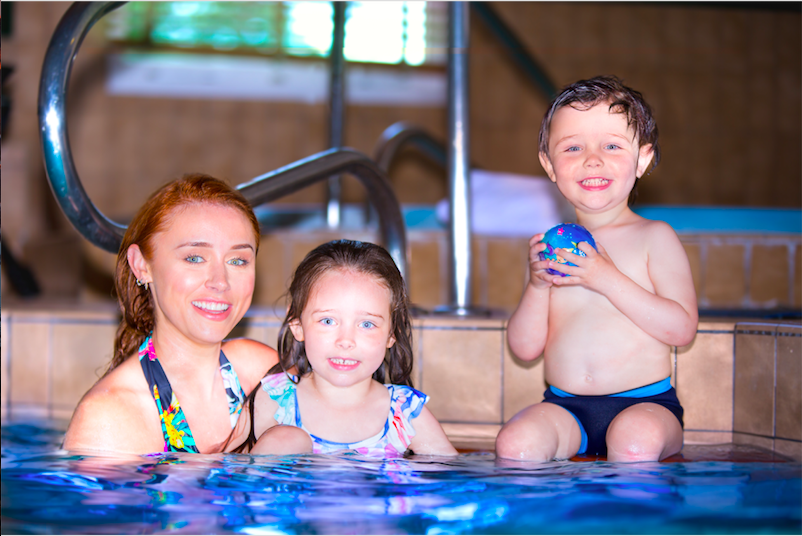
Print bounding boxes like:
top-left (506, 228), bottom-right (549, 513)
top-left (2, 420), bottom-right (800, 534)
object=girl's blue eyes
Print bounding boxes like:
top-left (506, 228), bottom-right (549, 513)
top-left (186, 255), bottom-right (203, 264)
top-left (228, 258), bottom-right (248, 266)
top-left (318, 318), bottom-right (377, 328)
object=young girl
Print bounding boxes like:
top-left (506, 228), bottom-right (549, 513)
top-left (232, 239), bottom-right (457, 457)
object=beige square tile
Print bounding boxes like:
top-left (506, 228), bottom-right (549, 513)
top-left (486, 239), bottom-right (528, 313)
top-left (9, 315), bottom-right (52, 407)
top-left (408, 239), bottom-right (443, 309)
top-left (676, 329), bottom-right (734, 432)
top-left (774, 438), bottom-right (802, 461)
top-left (9, 321), bottom-right (51, 407)
top-left (733, 325), bottom-right (776, 437)
top-left (683, 431), bottom-right (733, 445)
top-left (750, 245), bottom-right (789, 305)
top-left (704, 244), bottom-right (746, 306)
top-left (51, 322), bottom-right (117, 412)
top-left (776, 325), bottom-right (801, 441)
top-left (441, 423), bottom-right (501, 451)
top-left (1, 314), bottom-right (9, 416)
top-left (254, 234), bottom-right (290, 310)
top-left (502, 335), bottom-right (546, 422)
top-left (419, 321), bottom-right (504, 424)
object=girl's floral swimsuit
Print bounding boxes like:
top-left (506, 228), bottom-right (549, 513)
top-left (139, 335), bottom-right (246, 453)
top-left (261, 373), bottom-right (429, 457)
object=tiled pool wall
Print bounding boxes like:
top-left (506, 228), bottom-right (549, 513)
top-left (2, 304), bottom-right (799, 460)
top-left (77, 230), bottom-right (801, 314)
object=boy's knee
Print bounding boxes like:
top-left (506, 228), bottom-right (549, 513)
top-left (495, 421), bottom-right (558, 462)
top-left (252, 425), bottom-right (313, 455)
top-left (606, 405), bottom-right (682, 462)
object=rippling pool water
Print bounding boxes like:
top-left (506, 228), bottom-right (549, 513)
top-left (2, 421), bottom-right (800, 534)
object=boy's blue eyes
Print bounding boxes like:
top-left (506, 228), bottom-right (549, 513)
top-left (186, 255), bottom-right (203, 263)
top-left (565, 144), bottom-right (620, 152)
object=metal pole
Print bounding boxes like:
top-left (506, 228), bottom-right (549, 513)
top-left (436, 2), bottom-right (474, 315)
top-left (326, 1), bottom-right (346, 228)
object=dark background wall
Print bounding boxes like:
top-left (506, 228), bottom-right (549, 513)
top-left (2, 2), bottom-right (800, 292)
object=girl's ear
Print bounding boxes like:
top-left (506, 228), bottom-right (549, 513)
top-left (127, 244), bottom-right (151, 284)
top-left (539, 151), bottom-right (557, 183)
top-left (386, 333), bottom-right (396, 349)
top-left (288, 318), bottom-right (304, 342)
top-left (636, 144), bottom-right (654, 178)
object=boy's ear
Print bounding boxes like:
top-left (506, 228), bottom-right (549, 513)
top-left (636, 144), bottom-right (655, 178)
top-left (127, 244), bottom-right (151, 284)
top-left (539, 152), bottom-right (557, 183)
top-left (288, 318), bottom-right (304, 342)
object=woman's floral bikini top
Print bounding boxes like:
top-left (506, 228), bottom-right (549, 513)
top-left (260, 372), bottom-right (429, 457)
top-left (139, 335), bottom-right (246, 453)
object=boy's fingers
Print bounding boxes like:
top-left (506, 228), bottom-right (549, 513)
top-left (529, 233), bottom-right (546, 247)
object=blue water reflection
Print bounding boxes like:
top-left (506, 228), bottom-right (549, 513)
top-left (2, 421), bottom-right (800, 534)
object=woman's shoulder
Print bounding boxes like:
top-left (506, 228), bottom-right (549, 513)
top-left (222, 338), bottom-right (279, 393)
top-left (63, 357), bottom-right (161, 453)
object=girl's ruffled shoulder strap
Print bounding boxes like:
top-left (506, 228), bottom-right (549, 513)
top-left (260, 373), bottom-right (300, 426)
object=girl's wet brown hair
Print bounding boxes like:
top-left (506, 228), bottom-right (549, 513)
top-left (109, 173), bottom-right (260, 373)
top-left (274, 239), bottom-right (414, 386)
top-left (229, 239), bottom-right (414, 453)
top-left (538, 75), bottom-right (660, 205)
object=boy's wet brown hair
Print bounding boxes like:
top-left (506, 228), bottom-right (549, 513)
top-left (538, 76), bottom-right (660, 205)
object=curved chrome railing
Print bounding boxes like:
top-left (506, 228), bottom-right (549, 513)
top-left (37, 2), bottom-right (408, 279)
top-left (238, 148), bottom-right (407, 278)
top-left (373, 121), bottom-right (447, 172)
top-left (38, 2), bottom-right (128, 253)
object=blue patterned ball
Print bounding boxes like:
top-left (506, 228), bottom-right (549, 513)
top-left (538, 223), bottom-right (597, 276)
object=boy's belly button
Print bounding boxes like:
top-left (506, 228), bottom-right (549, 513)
top-left (584, 374), bottom-right (593, 383)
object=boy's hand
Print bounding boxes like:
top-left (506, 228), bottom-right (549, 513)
top-left (527, 233), bottom-right (555, 289)
top-left (549, 241), bottom-right (620, 292)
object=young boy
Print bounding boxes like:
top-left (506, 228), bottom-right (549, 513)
top-left (496, 76), bottom-right (698, 462)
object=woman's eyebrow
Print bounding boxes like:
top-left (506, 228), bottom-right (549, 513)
top-left (175, 242), bottom-right (254, 250)
top-left (177, 241), bottom-right (213, 248)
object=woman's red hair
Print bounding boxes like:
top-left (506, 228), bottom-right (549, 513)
top-left (109, 174), bottom-right (260, 372)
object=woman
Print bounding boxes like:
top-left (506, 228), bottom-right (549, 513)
top-left (63, 174), bottom-right (278, 454)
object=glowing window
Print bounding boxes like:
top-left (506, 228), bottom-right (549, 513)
top-left (105, 2), bottom-right (446, 66)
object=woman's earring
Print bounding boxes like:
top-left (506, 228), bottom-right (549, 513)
top-left (136, 279), bottom-right (149, 291)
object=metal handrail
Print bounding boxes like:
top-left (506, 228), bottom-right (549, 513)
top-left (38, 2), bottom-right (128, 253)
top-left (238, 147), bottom-right (407, 278)
top-left (37, 2), bottom-right (408, 279)
top-left (373, 122), bottom-right (447, 172)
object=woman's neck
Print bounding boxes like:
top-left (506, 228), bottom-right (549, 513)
top-left (149, 325), bottom-right (223, 389)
